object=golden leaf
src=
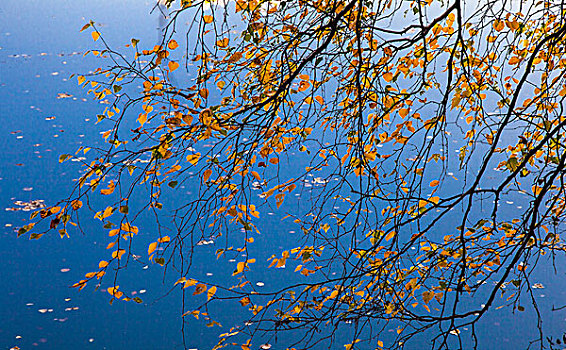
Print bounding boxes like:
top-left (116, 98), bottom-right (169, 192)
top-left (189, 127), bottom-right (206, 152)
top-left (385, 230), bottom-right (396, 241)
top-left (168, 40), bottom-right (179, 50)
top-left (148, 242), bottom-right (158, 256)
top-left (239, 296), bottom-right (250, 306)
top-left (102, 206), bottom-right (114, 219)
top-left (207, 286), bottom-right (217, 301)
top-left (168, 61), bottom-right (179, 72)
top-left (101, 180), bottom-right (115, 195)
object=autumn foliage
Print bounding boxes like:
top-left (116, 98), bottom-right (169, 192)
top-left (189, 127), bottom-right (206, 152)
top-left (23, 0), bottom-right (566, 349)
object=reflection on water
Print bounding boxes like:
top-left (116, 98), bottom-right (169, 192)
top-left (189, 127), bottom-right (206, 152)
top-left (1, 0), bottom-right (566, 349)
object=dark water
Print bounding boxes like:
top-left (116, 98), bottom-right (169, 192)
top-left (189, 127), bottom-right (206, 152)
top-left (1, 1), bottom-right (566, 349)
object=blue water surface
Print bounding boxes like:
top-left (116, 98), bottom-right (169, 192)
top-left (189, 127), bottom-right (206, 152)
top-left (1, 1), bottom-right (566, 350)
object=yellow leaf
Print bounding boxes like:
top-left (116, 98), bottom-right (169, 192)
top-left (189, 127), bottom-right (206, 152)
top-left (183, 279), bottom-right (197, 288)
top-left (99, 260), bottom-right (109, 268)
top-left (175, 277), bottom-right (187, 286)
top-left (148, 242), bottom-right (158, 256)
top-left (102, 206), bottom-right (114, 219)
top-left (91, 31), bottom-right (100, 41)
top-left (207, 286), bottom-right (217, 301)
top-left (158, 236), bottom-right (170, 243)
top-left (186, 153), bottom-right (201, 165)
top-left (203, 15), bottom-right (213, 23)
top-left (112, 249), bottom-right (126, 259)
top-left (137, 113), bottom-right (147, 126)
top-left (77, 76), bottom-right (86, 85)
top-left (233, 261), bottom-right (245, 275)
top-left (329, 290), bottom-right (339, 299)
top-left (121, 223), bottom-right (138, 234)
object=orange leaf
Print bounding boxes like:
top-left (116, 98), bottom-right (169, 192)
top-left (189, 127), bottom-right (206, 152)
top-left (493, 19), bottom-right (505, 31)
top-left (216, 38), bottom-right (229, 48)
top-left (251, 171), bottom-right (261, 181)
top-left (168, 40), bottom-right (179, 50)
top-left (203, 169), bottom-right (212, 182)
top-left (101, 180), bottom-right (115, 195)
top-left (429, 180), bottom-right (439, 187)
top-left (203, 15), bottom-right (213, 23)
top-left (385, 231), bottom-right (396, 241)
top-left (168, 61), bottom-right (179, 72)
top-left (193, 283), bottom-right (207, 295)
top-left (91, 31), bottom-right (100, 41)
